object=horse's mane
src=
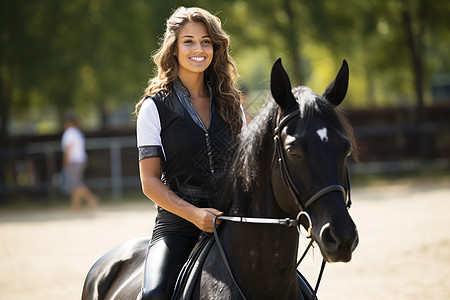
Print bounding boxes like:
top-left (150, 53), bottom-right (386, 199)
top-left (232, 86), bottom-right (358, 195)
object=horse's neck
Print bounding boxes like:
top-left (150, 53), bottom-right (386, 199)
top-left (221, 220), bottom-right (300, 298)
top-left (218, 137), bottom-right (300, 297)
top-left (221, 181), bottom-right (300, 297)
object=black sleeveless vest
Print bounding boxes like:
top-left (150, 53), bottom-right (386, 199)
top-left (149, 89), bottom-right (235, 207)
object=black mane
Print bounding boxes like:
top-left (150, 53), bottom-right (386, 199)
top-left (234, 99), bottom-right (277, 190)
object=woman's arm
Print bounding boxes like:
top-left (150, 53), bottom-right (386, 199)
top-left (139, 157), bottom-right (222, 233)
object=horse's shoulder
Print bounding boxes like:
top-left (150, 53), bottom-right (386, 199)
top-left (82, 237), bottom-right (149, 300)
top-left (112, 237), bottom-right (149, 258)
top-left (93, 237), bottom-right (149, 266)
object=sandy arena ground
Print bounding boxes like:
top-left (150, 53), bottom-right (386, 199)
top-left (0, 179), bottom-right (449, 300)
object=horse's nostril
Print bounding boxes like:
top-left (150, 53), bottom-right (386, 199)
top-left (320, 225), bottom-right (339, 251)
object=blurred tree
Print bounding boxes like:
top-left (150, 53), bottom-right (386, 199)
top-left (398, 0), bottom-right (450, 121)
top-left (75, 0), bottom-right (175, 126)
top-left (371, 0), bottom-right (448, 118)
top-left (291, 0), bottom-right (450, 114)
top-left (0, 0), bottom-right (180, 143)
top-left (203, 0), bottom-right (449, 112)
top-left (0, 1), bottom-right (40, 145)
top-left (199, 0), bottom-right (309, 86)
top-left (1, 0), bottom-right (449, 145)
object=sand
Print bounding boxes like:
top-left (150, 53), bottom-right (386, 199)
top-left (0, 179), bottom-right (449, 299)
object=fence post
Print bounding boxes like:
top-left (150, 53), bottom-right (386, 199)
top-left (44, 144), bottom-right (58, 201)
top-left (110, 141), bottom-right (123, 201)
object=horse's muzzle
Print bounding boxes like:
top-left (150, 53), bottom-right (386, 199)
top-left (319, 223), bottom-right (359, 263)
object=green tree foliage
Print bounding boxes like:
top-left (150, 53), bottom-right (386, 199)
top-left (0, 0), bottom-right (180, 142)
top-left (316, 0), bottom-right (449, 111)
top-left (1, 0), bottom-right (449, 143)
top-left (200, 0), bottom-right (309, 86)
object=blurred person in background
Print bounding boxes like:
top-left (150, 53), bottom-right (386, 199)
top-left (61, 111), bottom-right (98, 212)
top-left (135, 6), bottom-right (246, 300)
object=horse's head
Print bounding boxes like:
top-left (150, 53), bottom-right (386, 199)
top-left (270, 58), bottom-right (358, 263)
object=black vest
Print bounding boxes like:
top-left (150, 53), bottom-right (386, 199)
top-left (150, 90), bottom-right (235, 207)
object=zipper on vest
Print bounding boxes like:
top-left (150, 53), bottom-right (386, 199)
top-left (205, 132), bottom-right (214, 174)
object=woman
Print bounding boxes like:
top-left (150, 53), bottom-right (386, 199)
top-left (135, 7), bottom-right (245, 300)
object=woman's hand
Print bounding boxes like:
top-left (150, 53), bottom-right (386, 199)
top-left (193, 207), bottom-right (223, 233)
top-left (139, 158), bottom-right (224, 233)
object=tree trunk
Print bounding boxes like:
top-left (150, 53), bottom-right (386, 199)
top-left (0, 78), bottom-right (11, 148)
top-left (401, 1), bottom-right (431, 159)
top-left (283, 0), bottom-right (303, 85)
top-left (401, 1), bottom-right (426, 123)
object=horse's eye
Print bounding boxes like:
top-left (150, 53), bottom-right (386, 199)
top-left (284, 135), bottom-right (302, 157)
top-left (286, 147), bottom-right (301, 157)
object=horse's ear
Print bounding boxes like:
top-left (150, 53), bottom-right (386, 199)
top-left (322, 59), bottom-right (349, 106)
top-left (270, 58), bottom-right (297, 110)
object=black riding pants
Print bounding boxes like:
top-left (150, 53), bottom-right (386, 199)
top-left (141, 207), bottom-right (201, 300)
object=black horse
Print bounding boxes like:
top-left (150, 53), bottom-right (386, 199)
top-left (81, 59), bottom-right (358, 300)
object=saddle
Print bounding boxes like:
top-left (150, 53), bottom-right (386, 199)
top-left (170, 233), bottom-right (215, 300)
top-left (169, 233), bottom-right (317, 300)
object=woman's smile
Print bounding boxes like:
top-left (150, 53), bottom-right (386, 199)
top-left (190, 56), bottom-right (207, 62)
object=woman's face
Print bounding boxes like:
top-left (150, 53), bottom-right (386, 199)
top-left (174, 21), bottom-right (214, 77)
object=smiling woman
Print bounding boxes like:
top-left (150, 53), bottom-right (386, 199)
top-left (130, 6), bottom-right (245, 300)
top-left (174, 22), bottom-right (214, 127)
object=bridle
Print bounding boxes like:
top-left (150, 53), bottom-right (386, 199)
top-left (273, 108), bottom-right (352, 215)
top-left (213, 108), bottom-right (352, 300)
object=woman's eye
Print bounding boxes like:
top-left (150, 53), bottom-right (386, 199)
top-left (202, 40), bottom-right (211, 44)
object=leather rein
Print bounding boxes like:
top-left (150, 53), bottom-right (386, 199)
top-left (213, 108), bottom-right (352, 299)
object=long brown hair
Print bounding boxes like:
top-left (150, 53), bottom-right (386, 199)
top-left (135, 6), bottom-right (242, 136)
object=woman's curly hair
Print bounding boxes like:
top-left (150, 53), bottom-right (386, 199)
top-left (135, 6), bottom-right (242, 136)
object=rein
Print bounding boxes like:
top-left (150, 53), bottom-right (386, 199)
top-left (213, 108), bottom-right (352, 300)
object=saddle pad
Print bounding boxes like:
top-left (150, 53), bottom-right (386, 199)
top-left (170, 233), bottom-right (215, 300)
